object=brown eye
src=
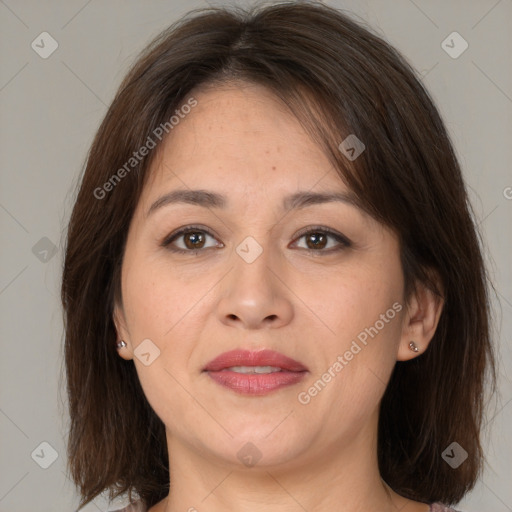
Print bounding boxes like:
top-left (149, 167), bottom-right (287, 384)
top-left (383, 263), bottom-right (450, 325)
top-left (305, 232), bottom-right (328, 250)
top-left (183, 231), bottom-right (206, 249)
top-left (161, 225), bottom-right (223, 254)
top-left (293, 227), bottom-right (351, 253)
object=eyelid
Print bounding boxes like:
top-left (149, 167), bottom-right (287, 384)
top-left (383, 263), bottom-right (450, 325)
top-left (290, 225), bottom-right (352, 250)
top-left (160, 224), bottom-right (222, 252)
top-left (161, 224), bottom-right (352, 254)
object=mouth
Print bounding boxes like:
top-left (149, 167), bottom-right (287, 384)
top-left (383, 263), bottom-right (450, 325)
top-left (203, 349), bottom-right (308, 395)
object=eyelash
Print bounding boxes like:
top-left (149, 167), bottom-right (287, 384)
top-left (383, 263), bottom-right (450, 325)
top-left (160, 224), bottom-right (352, 255)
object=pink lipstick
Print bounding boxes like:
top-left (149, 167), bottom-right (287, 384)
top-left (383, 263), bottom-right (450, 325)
top-left (203, 349), bottom-right (308, 395)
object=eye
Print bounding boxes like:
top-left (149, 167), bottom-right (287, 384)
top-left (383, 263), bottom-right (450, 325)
top-left (161, 225), bottom-right (351, 255)
top-left (161, 225), bottom-right (223, 254)
top-left (292, 226), bottom-right (351, 253)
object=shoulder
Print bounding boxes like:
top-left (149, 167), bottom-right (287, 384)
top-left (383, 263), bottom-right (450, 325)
top-left (430, 503), bottom-right (463, 512)
top-left (110, 500), bottom-right (464, 512)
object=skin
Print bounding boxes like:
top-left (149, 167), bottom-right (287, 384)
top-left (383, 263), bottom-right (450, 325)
top-left (113, 82), bottom-right (443, 512)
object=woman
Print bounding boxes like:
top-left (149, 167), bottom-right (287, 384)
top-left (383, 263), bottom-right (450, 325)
top-left (61, 2), bottom-right (497, 511)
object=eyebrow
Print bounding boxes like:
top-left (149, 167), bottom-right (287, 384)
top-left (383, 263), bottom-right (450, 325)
top-left (146, 188), bottom-right (358, 218)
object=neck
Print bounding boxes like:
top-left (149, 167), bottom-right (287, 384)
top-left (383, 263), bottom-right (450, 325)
top-left (159, 409), bottom-right (412, 512)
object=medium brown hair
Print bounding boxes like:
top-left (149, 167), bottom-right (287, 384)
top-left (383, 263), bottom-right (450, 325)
top-left (61, 1), bottom-right (497, 509)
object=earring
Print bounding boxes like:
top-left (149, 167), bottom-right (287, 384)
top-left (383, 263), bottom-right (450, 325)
top-left (409, 341), bottom-right (419, 352)
top-left (117, 340), bottom-right (127, 349)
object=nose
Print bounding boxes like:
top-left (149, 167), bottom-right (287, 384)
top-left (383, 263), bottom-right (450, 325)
top-left (216, 244), bottom-right (294, 330)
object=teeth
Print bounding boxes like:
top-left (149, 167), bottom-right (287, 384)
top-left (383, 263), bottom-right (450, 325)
top-left (226, 366), bottom-right (282, 374)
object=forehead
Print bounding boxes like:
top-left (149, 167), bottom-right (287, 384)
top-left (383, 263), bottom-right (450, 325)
top-left (143, 82), bottom-right (346, 196)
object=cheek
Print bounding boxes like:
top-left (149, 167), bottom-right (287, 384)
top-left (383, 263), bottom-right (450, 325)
top-left (134, 363), bottom-right (204, 443)
top-left (300, 305), bottom-right (402, 436)
top-left (299, 257), bottom-right (403, 405)
top-left (304, 265), bottom-right (403, 343)
top-left (121, 254), bottom-right (219, 389)
top-left (122, 252), bottom-right (208, 339)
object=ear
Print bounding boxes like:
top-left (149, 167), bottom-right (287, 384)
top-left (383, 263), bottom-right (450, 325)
top-left (113, 300), bottom-right (133, 361)
top-left (397, 277), bottom-right (444, 361)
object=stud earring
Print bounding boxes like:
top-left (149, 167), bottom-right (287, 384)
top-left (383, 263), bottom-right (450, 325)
top-left (117, 340), bottom-right (127, 349)
top-left (409, 341), bottom-right (419, 352)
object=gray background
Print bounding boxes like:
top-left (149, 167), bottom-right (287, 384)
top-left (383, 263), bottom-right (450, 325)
top-left (0, 0), bottom-right (511, 510)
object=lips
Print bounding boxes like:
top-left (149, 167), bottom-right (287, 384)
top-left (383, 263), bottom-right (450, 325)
top-left (203, 349), bottom-right (308, 395)
top-left (203, 349), bottom-right (308, 372)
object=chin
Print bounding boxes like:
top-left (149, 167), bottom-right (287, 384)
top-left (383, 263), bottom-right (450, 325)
top-left (195, 425), bottom-right (311, 469)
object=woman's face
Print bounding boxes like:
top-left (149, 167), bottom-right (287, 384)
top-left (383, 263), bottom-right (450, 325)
top-left (114, 82), bottom-right (414, 470)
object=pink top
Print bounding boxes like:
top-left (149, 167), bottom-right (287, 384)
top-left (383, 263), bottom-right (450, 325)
top-left (111, 500), bottom-right (461, 511)
top-left (431, 504), bottom-right (461, 512)
top-left (111, 502), bottom-right (147, 512)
